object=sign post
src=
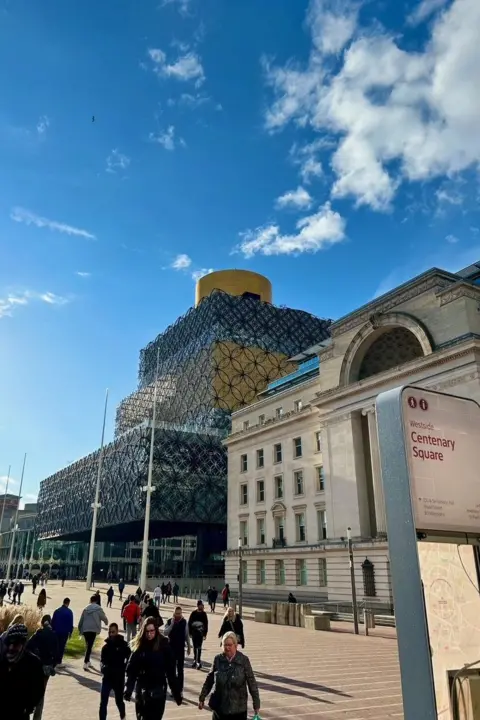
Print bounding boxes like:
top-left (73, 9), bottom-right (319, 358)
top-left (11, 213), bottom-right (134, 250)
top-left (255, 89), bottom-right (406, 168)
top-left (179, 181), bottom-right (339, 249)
top-left (376, 385), bottom-right (480, 720)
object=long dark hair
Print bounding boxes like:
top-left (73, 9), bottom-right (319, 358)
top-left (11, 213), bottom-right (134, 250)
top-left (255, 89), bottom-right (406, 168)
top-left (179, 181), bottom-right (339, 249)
top-left (130, 617), bottom-right (167, 652)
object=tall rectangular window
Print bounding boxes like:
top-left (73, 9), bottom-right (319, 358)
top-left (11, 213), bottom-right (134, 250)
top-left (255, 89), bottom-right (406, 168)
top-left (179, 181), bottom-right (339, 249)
top-left (294, 470), bottom-right (304, 496)
top-left (256, 559), bottom-right (266, 584)
top-left (315, 431), bottom-right (322, 453)
top-left (256, 517), bottom-right (266, 545)
top-left (294, 399), bottom-right (303, 412)
top-left (243, 420), bottom-right (249, 431)
top-left (241, 560), bottom-right (248, 584)
top-left (318, 558), bottom-right (327, 587)
top-left (258, 414), bottom-right (265, 425)
top-left (256, 448), bottom-right (264, 468)
top-left (293, 437), bottom-right (302, 458)
top-left (274, 443), bottom-right (282, 463)
top-left (275, 559), bottom-right (285, 585)
top-left (239, 520), bottom-right (248, 546)
top-left (274, 475), bottom-right (283, 499)
top-left (240, 454), bottom-right (248, 472)
top-left (317, 509), bottom-right (327, 540)
top-left (256, 479), bottom-right (265, 503)
top-left (296, 558), bottom-right (307, 586)
top-left (316, 466), bottom-right (325, 492)
top-left (274, 514), bottom-right (285, 541)
top-left (295, 512), bottom-right (306, 542)
top-left (240, 484), bottom-right (248, 506)
top-left (275, 407), bottom-right (283, 419)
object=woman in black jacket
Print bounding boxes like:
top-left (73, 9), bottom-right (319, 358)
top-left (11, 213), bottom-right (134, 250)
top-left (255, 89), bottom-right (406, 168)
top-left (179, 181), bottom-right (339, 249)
top-left (27, 615), bottom-right (59, 720)
top-left (124, 617), bottom-right (182, 720)
top-left (218, 607), bottom-right (245, 648)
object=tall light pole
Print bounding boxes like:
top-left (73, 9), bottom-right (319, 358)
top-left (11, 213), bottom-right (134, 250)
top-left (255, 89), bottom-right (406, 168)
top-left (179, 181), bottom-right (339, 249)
top-left (140, 348), bottom-right (160, 592)
top-left (0, 465), bottom-right (11, 533)
top-left (347, 527), bottom-right (359, 635)
top-left (6, 454), bottom-right (27, 580)
top-left (85, 389), bottom-right (109, 591)
top-left (238, 537), bottom-right (243, 617)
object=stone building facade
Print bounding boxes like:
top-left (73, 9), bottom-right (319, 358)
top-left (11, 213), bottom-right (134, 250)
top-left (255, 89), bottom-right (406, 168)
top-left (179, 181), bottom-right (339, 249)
top-left (224, 262), bottom-right (480, 609)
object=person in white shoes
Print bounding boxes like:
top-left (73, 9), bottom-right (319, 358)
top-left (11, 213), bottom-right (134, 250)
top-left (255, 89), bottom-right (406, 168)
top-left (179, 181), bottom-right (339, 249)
top-left (78, 595), bottom-right (108, 670)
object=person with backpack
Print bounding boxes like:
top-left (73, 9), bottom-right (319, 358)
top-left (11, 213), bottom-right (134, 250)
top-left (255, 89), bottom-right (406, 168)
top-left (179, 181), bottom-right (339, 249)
top-left (27, 615), bottom-right (59, 720)
top-left (218, 607), bottom-right (245, 648)
top-left (221, 584), bottom-right (230, 609)
top-left (163, 606), bottom-right (191, 694)
top-left (122, 596), bottom-right (141, 642)
top-left (99, 623), bottom-right (130, 720)
top-left (188, 600), bottom-right (208, 670)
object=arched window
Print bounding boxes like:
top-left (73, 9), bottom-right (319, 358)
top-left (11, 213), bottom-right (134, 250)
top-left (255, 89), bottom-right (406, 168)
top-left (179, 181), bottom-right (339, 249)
top-left (362, 558), bottom-right (376, 597)
top-left (358, 327), bottom-right (424, 381)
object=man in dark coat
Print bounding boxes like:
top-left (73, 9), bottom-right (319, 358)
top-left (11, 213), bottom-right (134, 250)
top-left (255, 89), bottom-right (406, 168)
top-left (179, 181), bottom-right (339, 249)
top-left (0, 624), bottom-right (45, 719)
top-left (188, 600), bottom-right (208, 670)
top-left (100, 623), bottom-right (131, 720)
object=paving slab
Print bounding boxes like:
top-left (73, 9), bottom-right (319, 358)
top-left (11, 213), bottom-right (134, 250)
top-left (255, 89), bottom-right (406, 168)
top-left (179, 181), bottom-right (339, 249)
top-left (10, 580), bottom-right (403, 720)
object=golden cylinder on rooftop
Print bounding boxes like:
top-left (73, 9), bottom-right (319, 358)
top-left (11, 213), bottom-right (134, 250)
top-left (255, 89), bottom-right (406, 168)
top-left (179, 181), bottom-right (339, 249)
top-left (195, 269), bottom-right (272, 307)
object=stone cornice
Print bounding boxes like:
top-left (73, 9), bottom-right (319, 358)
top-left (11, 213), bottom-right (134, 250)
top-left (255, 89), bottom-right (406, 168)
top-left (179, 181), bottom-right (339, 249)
top-left (313, 338), bottom-right (480, 409)
top-left (223, 537), bottom-right (389, 556)
top-left (437, 281), bottom-right (480, 306)
top-left (225, 403), bottom-right (315, 445)
top-left (330, 271), bottom-right (453, 338)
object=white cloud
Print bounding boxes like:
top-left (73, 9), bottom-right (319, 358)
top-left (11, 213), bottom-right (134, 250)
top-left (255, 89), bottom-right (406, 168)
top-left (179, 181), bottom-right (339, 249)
top-left (76, 271), bottom-right (91, 278)
top-left (149, 126), bottom-right (185, 151)
top-left (11, 207), bottom-right (95, 240)
top-left (408, 0), bottom-right (450, 26)
top-left (191, 268), bottom-right (214, 282)
top-left (263, 0), bottom-right (480, 212)
top-left (36, 115), bottom-right (50, 137)
top-left (435, 187), bottom-right (463, 206)
top-left (161, 0), bottom-right (193, 16)
top-left (171, 253), bottom-right (192, 270)
top-left (446, 233), bottom-right (459, 243)
top-left (148, 48), bottom-right (205, 86)
top-left (0, 290), bottom-right (69, 318)
top-left (168, 92), bottom-right (210, 109)
top-left (275, 186), bottom-right (312, 210)
top-left (106, 148), bottom-right (130, 174)
top-left (237, 202), bottom-right (346, 257)
top-left (0, 475), bottom-right (17, 488)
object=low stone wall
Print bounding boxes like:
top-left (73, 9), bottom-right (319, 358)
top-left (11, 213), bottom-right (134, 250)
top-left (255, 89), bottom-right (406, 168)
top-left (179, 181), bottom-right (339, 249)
top-left (255, 602), bottom-right (330, 631)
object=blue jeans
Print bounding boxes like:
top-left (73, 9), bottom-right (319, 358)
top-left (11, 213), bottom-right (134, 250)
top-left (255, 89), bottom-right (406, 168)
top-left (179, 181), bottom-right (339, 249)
top-left (57, 633), bottom-right (69, 663)
top-left (100, 677), bottom-right (125, 720)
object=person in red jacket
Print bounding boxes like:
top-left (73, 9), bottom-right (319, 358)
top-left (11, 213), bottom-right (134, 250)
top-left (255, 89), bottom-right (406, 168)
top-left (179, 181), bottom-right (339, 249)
top-left (122, 596), bottom-right (141, 643)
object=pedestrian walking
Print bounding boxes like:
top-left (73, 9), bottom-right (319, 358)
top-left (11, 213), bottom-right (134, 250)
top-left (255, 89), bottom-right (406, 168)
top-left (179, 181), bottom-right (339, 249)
top-left (0, 581), bottom-right (6, 606)
top-left (218, 607), bottom-right (245, 648)
top-left (37, 588), bottom-right (47, 611)
top-left (60, 571), bottom-right (66, 587)
top-left (27, 615), bottom-right (59, 720)
top-left (17, 580), bottom-right (24, 604)
top-left (12, 580), bottom-right (19, 605)
top-left (221, 584), bottom-right (230, 609)
top-left (118, 579), bottom-right (125, 601)
top-left (78, 594), bottom-right (109, 670)
top-left (94, 590), bottom-right (102, 606)
top-left (99, 623), bottom-right (130, 720)
top-left (7, 579), bottom-right (14, 601)
top-left (32, 575), bottom-right (38, 594)
top-left (124, 618), bottom-right (182, 719)
top-left (166, 582), bottom-right (172, 603)
top-left (160, 583), bottom-right (167, 604)
top-left (188, 600), bottom-right (208, 670)
top-left (122, 596), bottom-right (141, 642)
top-left (207, 586), bottom-right (218, 613)
top-left (153, 585), bottom-right (161, 607)
top-left (172, 582), bottom-right (179, 604)
top-left (141, 598), bottom-right (163, 627)
top-left (51, 597), bottom-right (74, 667)
top-left (163, 606), bottom-right (191, 694)
top-left (199, 631), bottom-right (260, 720)
top-left (107, 586), bottom-right (114, 608)
top-left (0, 624), bottom-right (46, 718)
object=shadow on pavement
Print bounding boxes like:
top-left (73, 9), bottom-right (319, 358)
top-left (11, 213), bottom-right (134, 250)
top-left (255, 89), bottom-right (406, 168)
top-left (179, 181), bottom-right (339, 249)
top-left (255, 671), bottom-right (351, 698)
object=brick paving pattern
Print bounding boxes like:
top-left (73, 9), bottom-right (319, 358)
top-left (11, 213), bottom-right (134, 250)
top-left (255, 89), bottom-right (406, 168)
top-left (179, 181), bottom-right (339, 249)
top-left (14, 581), bottom-right (403, 719)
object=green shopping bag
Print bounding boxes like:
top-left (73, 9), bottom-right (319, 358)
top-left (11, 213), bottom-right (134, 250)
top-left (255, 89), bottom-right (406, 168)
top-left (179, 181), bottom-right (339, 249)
top-left (252, 715), bottom-right (261, 720)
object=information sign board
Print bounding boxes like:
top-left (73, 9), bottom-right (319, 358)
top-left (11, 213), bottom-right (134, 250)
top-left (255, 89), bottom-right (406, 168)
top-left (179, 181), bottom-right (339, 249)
top-left (402, 387), bottom-right (480, 534)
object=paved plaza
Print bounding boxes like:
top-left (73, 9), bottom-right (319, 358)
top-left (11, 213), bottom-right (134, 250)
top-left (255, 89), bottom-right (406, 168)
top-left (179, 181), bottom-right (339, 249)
top-left (16, 581), bottom-right (403, 720)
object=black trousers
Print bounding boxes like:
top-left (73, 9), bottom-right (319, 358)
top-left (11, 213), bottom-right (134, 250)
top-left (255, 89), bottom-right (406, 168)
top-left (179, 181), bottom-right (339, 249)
top-left (100, 677), bottom-right (125, 720)
top-left (173, 655), bottom-right (184, 692)
top-left (213, 713), bottom-right (247, 720)
top-left (84, 632), bottom-right (97, 663)
top-left (135, 692), bottom-right (166, 720)
top-left (193, 636), bottom-right (203, 664)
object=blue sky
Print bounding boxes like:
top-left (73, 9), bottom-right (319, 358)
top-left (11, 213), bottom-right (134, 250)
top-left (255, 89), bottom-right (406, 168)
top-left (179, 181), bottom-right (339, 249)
top-left (0, 0), bottom-right (479, 502)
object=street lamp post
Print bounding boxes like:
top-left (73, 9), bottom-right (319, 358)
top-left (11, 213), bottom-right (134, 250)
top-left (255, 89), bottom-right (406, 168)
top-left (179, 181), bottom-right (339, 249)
top-left (238, 537), bottom-right (243, 617)
top-left (0, 465), bottom-right (11, 532)
top-left (139, 348), bottom-right (160, 592)
top-left (347, 527), bottom-right (360, 635)
top-left (6, 453), bottom-right (27, 581)
top-left (85, 389), bottom-right (109, 591)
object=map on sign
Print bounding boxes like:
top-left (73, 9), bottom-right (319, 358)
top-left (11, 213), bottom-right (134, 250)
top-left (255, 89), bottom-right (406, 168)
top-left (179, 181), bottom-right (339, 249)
top-left (402, 387), bottom-right (480, 534)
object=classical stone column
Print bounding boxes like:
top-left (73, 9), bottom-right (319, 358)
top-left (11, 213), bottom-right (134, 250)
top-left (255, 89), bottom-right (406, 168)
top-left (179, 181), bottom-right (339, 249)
top-left (362, 407), bottom-right (387, 536)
